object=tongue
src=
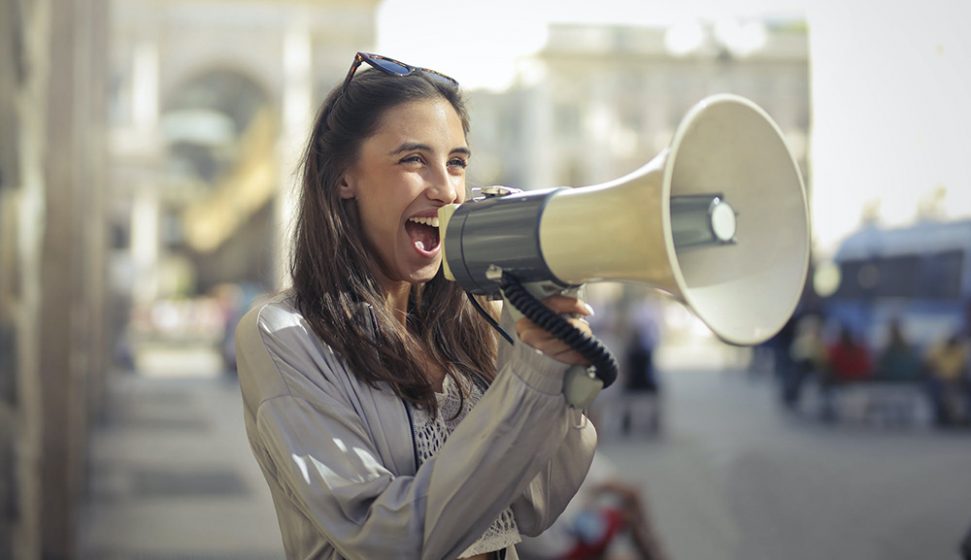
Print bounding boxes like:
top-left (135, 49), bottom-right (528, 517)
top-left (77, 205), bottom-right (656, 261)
top-left (405, 221), bottom-right (440, 252)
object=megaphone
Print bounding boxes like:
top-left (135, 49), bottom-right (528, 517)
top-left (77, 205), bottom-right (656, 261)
top-left (438, 93), bottom-right (810, 347)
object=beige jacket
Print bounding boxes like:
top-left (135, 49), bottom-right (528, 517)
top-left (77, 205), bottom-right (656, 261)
top-left (235, 293), bottom-right (597, 560)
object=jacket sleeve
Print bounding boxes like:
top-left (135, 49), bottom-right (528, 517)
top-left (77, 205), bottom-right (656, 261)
top-left (238, 303), bottom-right (597, 560)
top-left (510, 412), bottom-right (597, 537)
top-left (496, 303), bottom-right (598, 536)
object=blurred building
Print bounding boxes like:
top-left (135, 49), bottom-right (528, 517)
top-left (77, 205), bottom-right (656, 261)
top-left (1, 0), bottom-right (379, 558)
top-left (108, 0), bottom-right (379, 305)
top-left (468, 20), bottom-right (809, 191)
top-left (466, 21), bottom-right (810, 344)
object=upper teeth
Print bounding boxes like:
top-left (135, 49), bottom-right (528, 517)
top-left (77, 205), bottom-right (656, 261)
top-left (408, 216), bottom-right (439, 228)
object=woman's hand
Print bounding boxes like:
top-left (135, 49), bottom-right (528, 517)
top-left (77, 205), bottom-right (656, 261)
top-left (515, 295), bottom-right (594, 365)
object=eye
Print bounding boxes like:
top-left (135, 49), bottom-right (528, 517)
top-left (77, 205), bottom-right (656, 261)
top-left (448, 157), bottom-right (468, 169)
top-left (400, 154), bottom-right (425, 165)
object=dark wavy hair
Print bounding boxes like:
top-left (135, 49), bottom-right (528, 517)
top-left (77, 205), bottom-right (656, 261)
top-left (291, 68), bottom-right (498, 416)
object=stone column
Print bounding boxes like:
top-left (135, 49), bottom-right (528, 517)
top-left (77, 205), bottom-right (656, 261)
top-left (2, 1), bottom-right (52, 557)
top-left (38, 0), bottom-right (86, 553)
top-left (0, 0), bottom-right (112, 556)
top-left (0, 0), bottom-right (25, 552)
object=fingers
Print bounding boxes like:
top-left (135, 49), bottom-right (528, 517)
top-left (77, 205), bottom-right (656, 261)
top-left (517, 318), bottom-right (591, 364)
top-left (515, 296), bottom-right (595, 365)
top-left (536, 294), bottom-right (595, 317)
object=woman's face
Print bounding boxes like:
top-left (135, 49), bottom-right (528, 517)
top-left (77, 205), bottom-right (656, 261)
top-left (340, 97), bottom-right (468, 289)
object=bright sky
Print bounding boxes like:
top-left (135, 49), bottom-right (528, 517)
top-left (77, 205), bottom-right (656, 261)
top-left (377, 0), bottom-right (971, 255)
top-left (807, 1), bottom-right (971, 254)
top-left (377, 0), bottom-right (807, 91)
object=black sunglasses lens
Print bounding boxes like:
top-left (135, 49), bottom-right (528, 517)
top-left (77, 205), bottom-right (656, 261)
top-left (352, 53), bottom-right (458, 88)
top-left (371, 58), bottom-right (412, 76)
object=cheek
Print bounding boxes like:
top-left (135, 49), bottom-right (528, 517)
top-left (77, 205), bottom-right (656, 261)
top-left (354, 200), bottom-right (392, 246)
top-left (356, 176), bottom-right (423, 241)
top-left (367, 206), bottom-right (399, 241)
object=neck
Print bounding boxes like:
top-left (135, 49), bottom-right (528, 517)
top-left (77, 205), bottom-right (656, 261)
top-left (369, 261), bottom-right (413, 327)
top-left (383, 281), bottom-right (412, 327)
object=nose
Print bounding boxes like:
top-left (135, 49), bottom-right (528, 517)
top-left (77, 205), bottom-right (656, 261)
top-left (425, 164), bottom-right (461, 204)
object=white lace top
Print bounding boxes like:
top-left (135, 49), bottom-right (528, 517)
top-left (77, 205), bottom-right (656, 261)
top-left (411, 374), bottom-right (521, 558)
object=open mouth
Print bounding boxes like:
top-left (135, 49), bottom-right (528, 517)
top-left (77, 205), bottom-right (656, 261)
top-left (405, 215), bottom-right (441, 253)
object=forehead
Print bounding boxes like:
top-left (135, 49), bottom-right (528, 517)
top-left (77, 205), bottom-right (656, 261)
top-left (368, 98), bottom-right (467, 147)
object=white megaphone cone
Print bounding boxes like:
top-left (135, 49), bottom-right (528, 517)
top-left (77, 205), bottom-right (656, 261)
top-left (440, 93), bottom-right (810, 347)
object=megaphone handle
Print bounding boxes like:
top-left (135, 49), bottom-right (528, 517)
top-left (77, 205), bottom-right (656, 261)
top-left (499, 273), bottom-right (619, 392)
top-left (501, 281), bottom-right (580, 324)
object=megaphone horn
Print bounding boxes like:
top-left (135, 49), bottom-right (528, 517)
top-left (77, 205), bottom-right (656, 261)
top-left (438, 93), bottom-right (810, 347)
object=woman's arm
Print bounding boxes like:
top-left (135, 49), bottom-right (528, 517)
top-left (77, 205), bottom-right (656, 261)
top-left (238, 301), bottom-right (594, 560)
top-left (494, 298), bottom-right (598, 536)
top-left (511, 411), bottom-right (597, 536)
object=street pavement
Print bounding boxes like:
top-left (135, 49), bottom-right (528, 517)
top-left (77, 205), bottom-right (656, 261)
top-left (78, 345), bottom-right (971, 560)
top-left (597, 367), bottom-right (971, 560)
top-left (78, 367), bottom-right (282, 559)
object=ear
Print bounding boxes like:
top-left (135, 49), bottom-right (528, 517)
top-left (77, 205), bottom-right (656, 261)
top-left (338, 173), bottom-right (356, 200)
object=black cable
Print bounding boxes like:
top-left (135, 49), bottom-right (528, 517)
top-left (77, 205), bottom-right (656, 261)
top-left (499, 272), bottom-right (618, 388)
top-left (465, 291), bottom-right (515, 345)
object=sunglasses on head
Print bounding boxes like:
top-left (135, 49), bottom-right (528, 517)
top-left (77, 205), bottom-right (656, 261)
top-left (341, 52), bottom-right (459, 92)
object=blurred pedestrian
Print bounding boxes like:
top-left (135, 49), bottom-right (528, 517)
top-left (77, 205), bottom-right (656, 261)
top-left (767, 312), bottom-right (798, 380)
top-left (620, 298), bottom-right (662, 435)
top-left (235, 52), bottom-right (597, 559)
top-left (826, 324), bottom-right (872, 383)
top-left (819, 324), bottom-right (872, 421)
top-left (518, 453), bottom-right (669, 560)
top-left (873, 318), bottom-right (921, 382)
top-left (924, 330), bottom-right (970, 426)
top-left (781, 313), bottom-right (827, 409)
top-left (961, 520), bottom-right (971, 560)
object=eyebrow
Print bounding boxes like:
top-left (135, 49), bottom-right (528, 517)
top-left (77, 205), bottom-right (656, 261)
top-left (389, 142), bottom-right (472, 158)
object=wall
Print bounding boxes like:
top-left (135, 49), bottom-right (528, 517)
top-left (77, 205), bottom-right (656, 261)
top-left (0, 0), bottom-right (110, 557)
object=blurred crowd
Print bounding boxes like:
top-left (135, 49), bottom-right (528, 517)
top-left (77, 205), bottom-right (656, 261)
top-left (765, 303), bottom-right (971, 427)
top-left (116, 281), bottom-right (271, 374)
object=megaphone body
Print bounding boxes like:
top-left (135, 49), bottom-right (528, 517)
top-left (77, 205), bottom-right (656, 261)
top-left (438, 93), bottom-right (810, 347)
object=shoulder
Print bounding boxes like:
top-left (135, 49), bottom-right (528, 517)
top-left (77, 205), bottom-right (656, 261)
top-left (238, 291), bottom-right (301, 332)
top-left (236, 292), bottom-right (312, 362)
top-left (235, 291), bottom-right (353, 406)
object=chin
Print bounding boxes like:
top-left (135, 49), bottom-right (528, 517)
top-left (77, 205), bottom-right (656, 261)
top-left (404, 261), bottom-right (443, 286)
top-left (408, 269), bottom-right (439, 286)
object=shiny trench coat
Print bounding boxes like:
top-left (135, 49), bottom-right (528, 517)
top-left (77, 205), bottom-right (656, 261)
top-left (235, 293), bottom-right (597, 560)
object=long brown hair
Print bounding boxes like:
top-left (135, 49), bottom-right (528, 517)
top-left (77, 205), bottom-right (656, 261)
top-left (291, 68), bottom-right (498, 415)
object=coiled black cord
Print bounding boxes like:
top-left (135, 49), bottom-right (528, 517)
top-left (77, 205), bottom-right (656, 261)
top-left (499, 273), bottom-right (618, 388)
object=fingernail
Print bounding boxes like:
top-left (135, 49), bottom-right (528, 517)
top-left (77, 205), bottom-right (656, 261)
top-left (583, 304), bottom-right (595, 316)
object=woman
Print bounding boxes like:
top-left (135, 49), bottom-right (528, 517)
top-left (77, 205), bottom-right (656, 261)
top-left (235, 53), bottom-right (598, 560)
